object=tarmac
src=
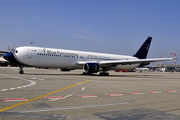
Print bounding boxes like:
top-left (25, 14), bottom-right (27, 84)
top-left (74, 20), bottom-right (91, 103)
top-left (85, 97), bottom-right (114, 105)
top-left (0, 67), bottom-right (180, 120)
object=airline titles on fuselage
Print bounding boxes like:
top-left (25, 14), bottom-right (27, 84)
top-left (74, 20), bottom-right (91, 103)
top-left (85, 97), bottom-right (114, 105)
top-left (38, 49), bottom-right (111, 60)
top-left (40, 50), bottom-right (79, 58)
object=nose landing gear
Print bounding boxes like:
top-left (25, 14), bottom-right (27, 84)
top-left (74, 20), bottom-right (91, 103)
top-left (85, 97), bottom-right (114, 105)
top-left (19, 66), bottom-right (24, 74)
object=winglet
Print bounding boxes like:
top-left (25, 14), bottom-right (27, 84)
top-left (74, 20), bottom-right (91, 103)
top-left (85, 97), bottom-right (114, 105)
top-left (134, 37), bottom-right (152, 59)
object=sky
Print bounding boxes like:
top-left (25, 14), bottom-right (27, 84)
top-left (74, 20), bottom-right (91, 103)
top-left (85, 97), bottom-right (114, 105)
top-left (0, 0), bottom-right (180, 65)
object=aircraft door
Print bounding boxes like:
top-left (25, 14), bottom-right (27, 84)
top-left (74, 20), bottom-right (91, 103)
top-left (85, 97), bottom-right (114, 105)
top-left (27, 50), bottom-right (32, 58)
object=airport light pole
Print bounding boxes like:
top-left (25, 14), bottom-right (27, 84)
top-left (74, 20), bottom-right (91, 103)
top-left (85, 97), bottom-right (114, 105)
top-left (8, 46), bottom-right (10, 51)
top-left (159, 55), bottom-right (161, 70)
top-left (169, 53), bottom-right (180, 69)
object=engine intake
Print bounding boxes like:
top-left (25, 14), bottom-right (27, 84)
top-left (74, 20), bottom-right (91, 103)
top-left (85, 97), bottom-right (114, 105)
top-left (83, 63), bottom-right (99, 73)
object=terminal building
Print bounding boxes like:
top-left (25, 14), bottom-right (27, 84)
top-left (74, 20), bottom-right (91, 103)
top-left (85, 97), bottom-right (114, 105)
top-left (147, 63), bottom-right (180, 72)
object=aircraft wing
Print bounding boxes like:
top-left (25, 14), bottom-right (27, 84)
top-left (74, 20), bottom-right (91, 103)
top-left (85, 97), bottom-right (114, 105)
top-left (99, 58), bottom-right (173, 66)
top-left (0, 57), bottom-right (8, 62)
top-left (76, 61), bottom-right (98, 65)
top-left (76, 58), bottom-right (173, 66)
top-left (0, 50), bottom-right (9, 62)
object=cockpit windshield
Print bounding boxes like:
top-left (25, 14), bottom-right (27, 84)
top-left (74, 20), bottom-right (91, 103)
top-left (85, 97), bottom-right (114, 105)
top-left (10, 49), bottom-right (15, 53)
top-left (10, 49), bottom-right (18, 53)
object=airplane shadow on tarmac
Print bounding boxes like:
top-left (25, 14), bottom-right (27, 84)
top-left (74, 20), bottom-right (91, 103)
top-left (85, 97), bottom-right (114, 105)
top-left (25, 73), bottom-right (153, 78)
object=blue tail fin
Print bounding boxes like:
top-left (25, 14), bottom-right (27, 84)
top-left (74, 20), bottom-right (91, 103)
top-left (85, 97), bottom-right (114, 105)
top-left (134, 37), bottom-right (152, 59)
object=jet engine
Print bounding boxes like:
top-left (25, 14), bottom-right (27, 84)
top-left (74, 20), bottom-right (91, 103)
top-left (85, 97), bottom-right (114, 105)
top-left (83, 63), bottom-right (99, 73)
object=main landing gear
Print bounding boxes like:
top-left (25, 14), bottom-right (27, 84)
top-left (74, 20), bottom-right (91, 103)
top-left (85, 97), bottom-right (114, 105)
top-left (99, 67), bottom-right (109, 76)
top-left (82, 72), bottom-right (92, 75)
top-left (82, 72), bottom-right (109, 76)
top-left (19, 66), bottom-right (24, 74)
top-left (99, 72), bottom-right (109, 76)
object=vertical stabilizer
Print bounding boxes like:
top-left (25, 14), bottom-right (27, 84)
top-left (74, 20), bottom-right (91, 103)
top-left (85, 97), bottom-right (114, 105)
top-left (134, 37), bottom-right (152, 59)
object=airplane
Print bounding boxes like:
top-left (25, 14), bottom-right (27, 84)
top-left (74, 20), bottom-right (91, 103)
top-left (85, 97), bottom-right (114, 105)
top-left (3, 37), bottom-right (173, 76)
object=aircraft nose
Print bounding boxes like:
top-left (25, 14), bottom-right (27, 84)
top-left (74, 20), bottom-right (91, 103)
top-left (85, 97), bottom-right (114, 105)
top-left (3, 52), bottom-right (14, 62)
top-left (3, 52), bottom-right (23, 65)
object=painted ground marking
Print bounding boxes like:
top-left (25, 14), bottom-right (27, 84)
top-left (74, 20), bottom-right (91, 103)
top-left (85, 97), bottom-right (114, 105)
top-left (47, 94), bottom-right (73, 101)
top-left (148, 91), bottom-right (161, 93)
top-left (4, 98), bottom-right (27, 102)
top-left (166, 90), bottom-right (176, 92)
top-left (79, 95), bottom-right (97, 98)
top-left (106, 93), bottom-right (123, 96)
top-left (130, 92), bottom-right (144, 95)
top-left (14, 102), bottom-right (130, 113)
top-left (0, 89), bottom-right (8, 91)
top-left (0, 79), bottom-right (91, 112)
top-left (45, 96), bottom-right (65, 99)
top-left (0, 74), bottom-right (36, 92)
top-left (81, 87), bottom-right (85, 91)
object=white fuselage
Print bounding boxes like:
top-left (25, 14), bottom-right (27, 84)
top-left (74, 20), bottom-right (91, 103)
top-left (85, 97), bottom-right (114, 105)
top-left (14, 46), bottom-right (140, 71)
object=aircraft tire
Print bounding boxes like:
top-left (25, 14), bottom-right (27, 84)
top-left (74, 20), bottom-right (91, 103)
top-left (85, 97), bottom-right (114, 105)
top-left (19, 70), bottom-right (24, 74)
top-left (82, 72), bottom-right (92, 75)
top-left (99, 72), bottom-right (109, 76)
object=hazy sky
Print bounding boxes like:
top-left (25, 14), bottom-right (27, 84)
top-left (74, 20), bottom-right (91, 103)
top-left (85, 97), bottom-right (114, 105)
top-left (0, 0), bottom-right (180, 65)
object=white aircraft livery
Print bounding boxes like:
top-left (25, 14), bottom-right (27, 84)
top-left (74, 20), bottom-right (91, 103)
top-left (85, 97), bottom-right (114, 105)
top-left (3, 37), bottom-right (173, 76)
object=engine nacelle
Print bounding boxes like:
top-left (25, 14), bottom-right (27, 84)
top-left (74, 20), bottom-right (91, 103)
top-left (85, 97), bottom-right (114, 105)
top-left (83, 63), bottom-right (99, 73)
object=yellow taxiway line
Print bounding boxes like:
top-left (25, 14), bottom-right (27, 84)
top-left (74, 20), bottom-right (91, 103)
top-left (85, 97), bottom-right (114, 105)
top-left (0, 79), bottom-right (91, 112)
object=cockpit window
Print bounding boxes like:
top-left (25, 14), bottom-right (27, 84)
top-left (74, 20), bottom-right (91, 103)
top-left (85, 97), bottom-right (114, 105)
top-left (10, 49), bottom-right (15, 53)
top-left (10, 49), bottom-right (18, 53)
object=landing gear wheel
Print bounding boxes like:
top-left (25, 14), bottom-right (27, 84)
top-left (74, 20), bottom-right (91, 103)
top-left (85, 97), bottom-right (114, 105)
top-left (99, 72), bottom-right (109, 76)
top-left (19, 66), bottom-right (24, 74)
top-left (19, 70), bottom-right (24, 74)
